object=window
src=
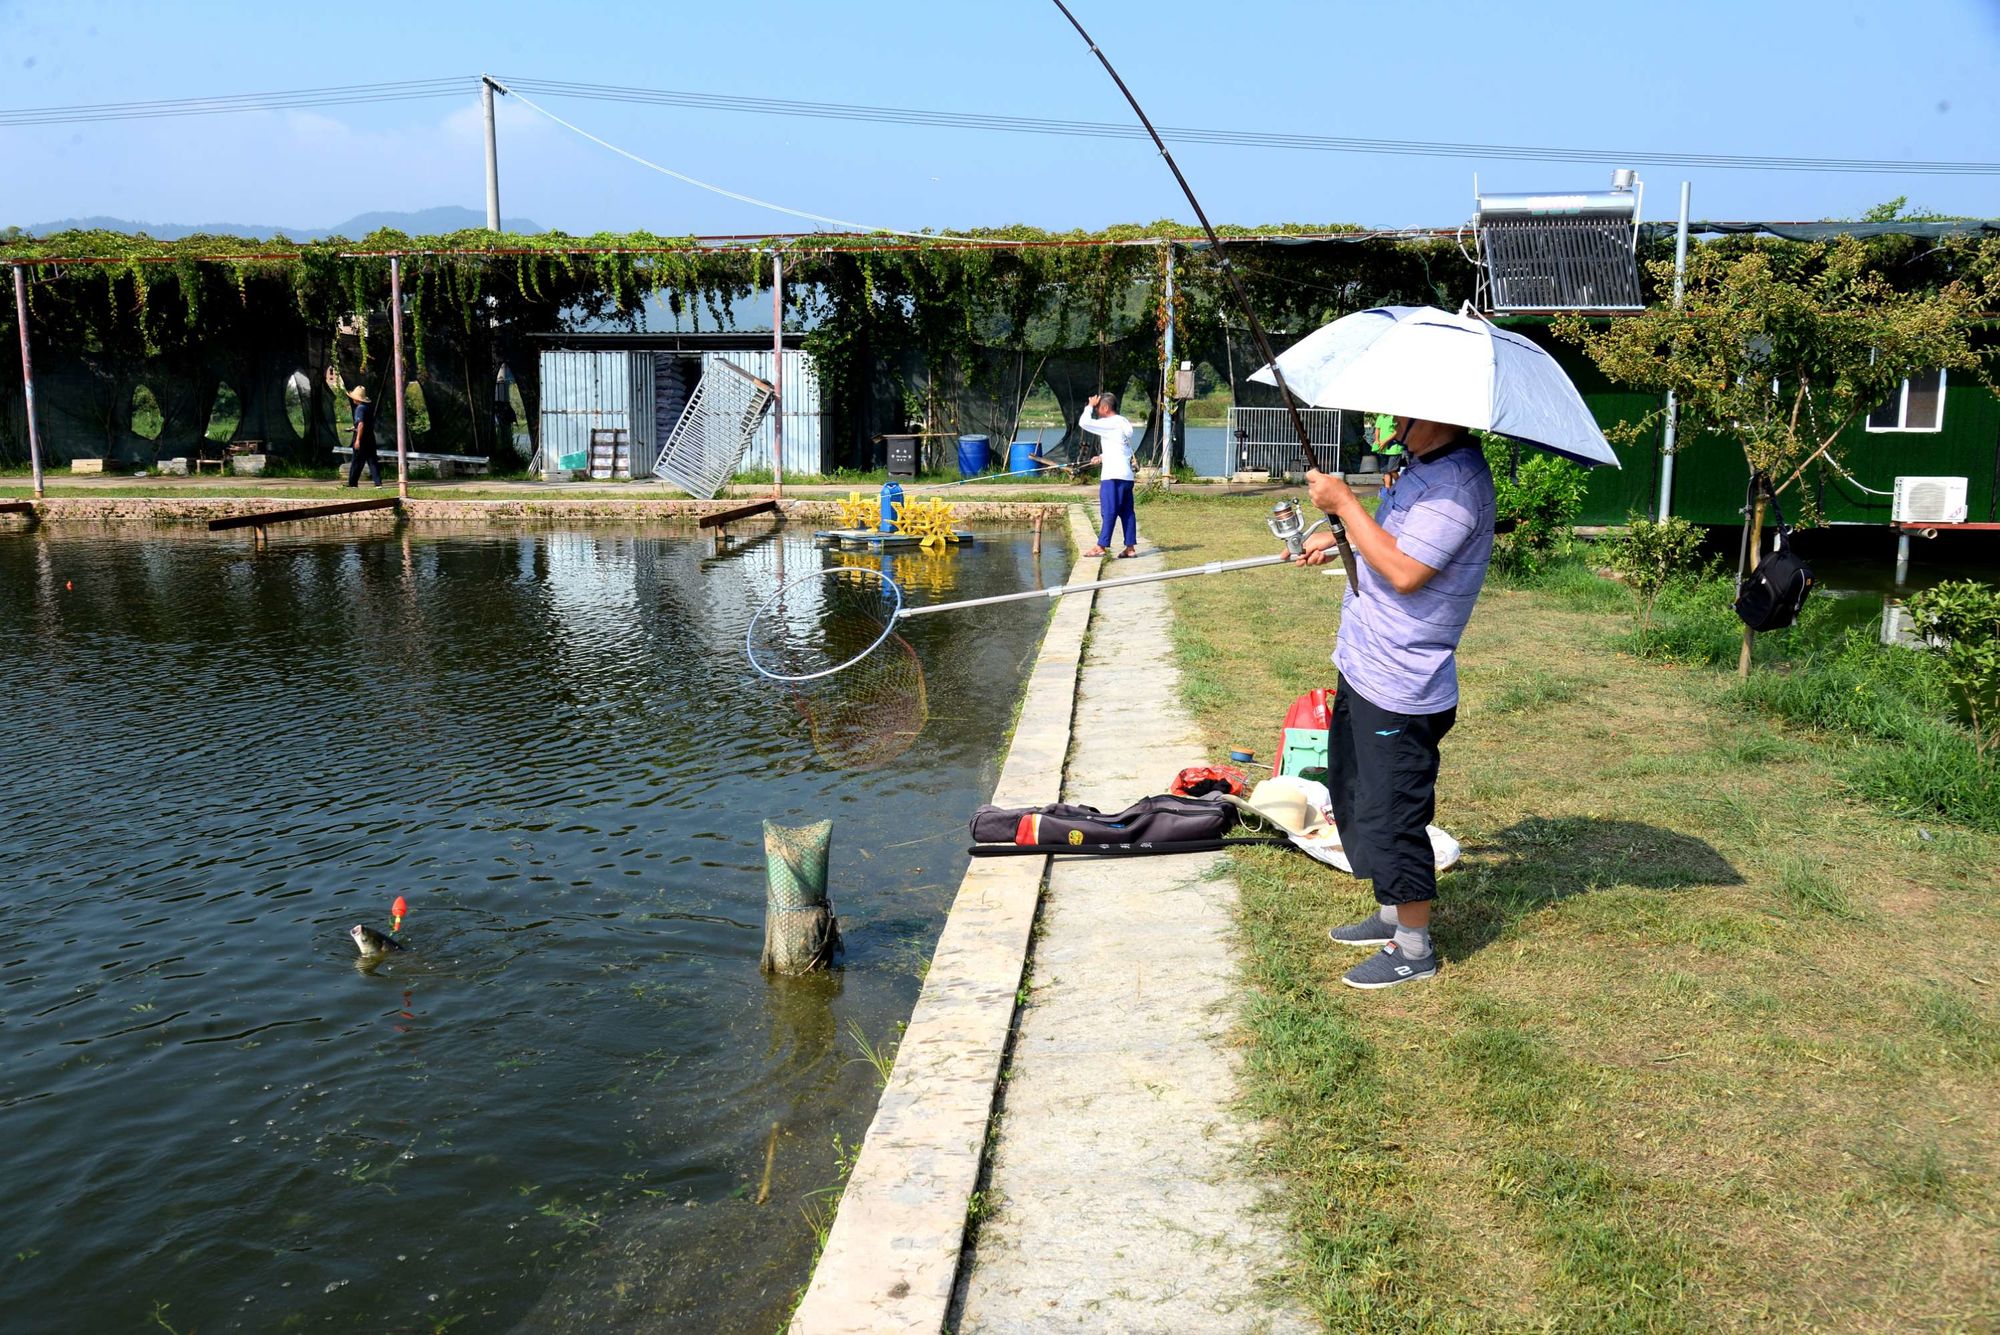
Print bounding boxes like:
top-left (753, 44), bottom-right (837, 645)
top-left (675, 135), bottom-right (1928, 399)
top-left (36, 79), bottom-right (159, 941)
top-left (1867, 368), bottom-right (1947, 433)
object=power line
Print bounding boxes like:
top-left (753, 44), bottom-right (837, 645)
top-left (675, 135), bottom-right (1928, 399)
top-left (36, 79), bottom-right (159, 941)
top-left (497, 77), bottom-right (2000, 177)
top-left (0, 78), bottom-right (469, 127)
top-left (5, 74), bottom-right (1997, 178)
top-left (500, 84), bottom-right (991, 241)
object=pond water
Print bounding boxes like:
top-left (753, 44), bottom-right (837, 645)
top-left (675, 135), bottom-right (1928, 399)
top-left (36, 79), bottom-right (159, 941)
top-left (0, 523), bottom-right (1065, 1333)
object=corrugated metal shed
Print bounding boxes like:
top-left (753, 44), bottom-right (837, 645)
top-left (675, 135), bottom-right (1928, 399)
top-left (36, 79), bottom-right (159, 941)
top-left (536, 350), bottom-right (657, 480)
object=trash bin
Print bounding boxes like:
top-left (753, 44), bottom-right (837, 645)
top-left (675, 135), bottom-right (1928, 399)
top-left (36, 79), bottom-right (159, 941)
top-left (956, 434), bottom-right (990, 477)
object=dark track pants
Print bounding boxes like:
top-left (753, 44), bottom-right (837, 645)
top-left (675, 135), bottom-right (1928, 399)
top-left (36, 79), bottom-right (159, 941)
top-left (1097, 479), bottom-right (1136, 548)
top-left (1328, 675), bottom-right (1456, 906)
top-left (347, 443), bottom-right (381, 487)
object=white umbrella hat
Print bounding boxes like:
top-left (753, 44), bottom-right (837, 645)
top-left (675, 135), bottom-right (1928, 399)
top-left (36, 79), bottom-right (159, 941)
top-left (1249, 305), bottom-right (1620, 469)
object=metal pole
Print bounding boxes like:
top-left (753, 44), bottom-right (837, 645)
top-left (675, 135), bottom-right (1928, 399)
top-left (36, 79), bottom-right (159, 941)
top-left (896, 550), bottom-right (1338, 620)
top-left (1656, 181), bottom-right (1692, 521)
top-left (390, 257), bottom-right (409, 500)
top-left (771, 251), bottom-right (784, 496)
top-left (1895, 531), bottom-right (1911, 586)
top-left (1160, 242), bottom-right (1175, 477)
top-left (11, 265), bottom-right (44, 500)
top-left (481, 76), bottom-right (503, 232)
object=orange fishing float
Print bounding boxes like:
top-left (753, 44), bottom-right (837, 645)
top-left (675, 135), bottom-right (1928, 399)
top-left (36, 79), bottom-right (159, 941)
top-left (391, 895), bottom-right (408, 933)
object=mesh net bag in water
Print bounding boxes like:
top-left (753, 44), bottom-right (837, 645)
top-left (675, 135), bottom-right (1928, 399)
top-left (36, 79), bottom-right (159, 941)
top-left (761, 819), bottom-right (840, 973)
top-left (790, 633), bottom-right (928, 771)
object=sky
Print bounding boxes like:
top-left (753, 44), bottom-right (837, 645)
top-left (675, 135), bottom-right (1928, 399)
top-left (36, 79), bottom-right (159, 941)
top-left (2, 0), bottom-right (1997, 236)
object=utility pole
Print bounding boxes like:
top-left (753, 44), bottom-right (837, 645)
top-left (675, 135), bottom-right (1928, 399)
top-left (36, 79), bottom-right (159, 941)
top-left (1656, 181), bottom-right (1692, 521)
top-left (481, 76), bottom-right (505, 232)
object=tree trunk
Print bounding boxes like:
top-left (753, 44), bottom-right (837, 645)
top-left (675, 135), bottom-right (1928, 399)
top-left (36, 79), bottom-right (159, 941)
top-left (1737, 493), bottom-right (1766, 679)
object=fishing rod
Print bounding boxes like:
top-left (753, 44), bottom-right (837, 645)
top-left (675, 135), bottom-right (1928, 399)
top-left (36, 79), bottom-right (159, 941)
top-left (1048, 0), bottom-right (1363, 591)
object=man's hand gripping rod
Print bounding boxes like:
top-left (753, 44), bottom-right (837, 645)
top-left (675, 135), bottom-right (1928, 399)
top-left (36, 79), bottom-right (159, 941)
top-left (1048, 0), bottom-right (1362, 591)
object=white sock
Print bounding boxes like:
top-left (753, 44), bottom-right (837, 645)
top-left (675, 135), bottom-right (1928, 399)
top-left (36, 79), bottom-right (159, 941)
top-left (1393, 925), bottom-right (1432, 959)
top-left (1378, 904), bottom-right (1399, 925)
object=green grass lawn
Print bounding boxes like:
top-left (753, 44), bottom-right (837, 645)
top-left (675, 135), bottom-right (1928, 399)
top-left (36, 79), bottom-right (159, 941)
top-left (1142, 495), bottom-right (2000, 1333)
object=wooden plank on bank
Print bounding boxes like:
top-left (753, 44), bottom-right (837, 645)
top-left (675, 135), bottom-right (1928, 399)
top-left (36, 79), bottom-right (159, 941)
top-left (697, 499), bottom-right (781, 530)
top-left (0, 501), bottom-right (35, 515)
top-left (207, 497), bottom-right (401, 532)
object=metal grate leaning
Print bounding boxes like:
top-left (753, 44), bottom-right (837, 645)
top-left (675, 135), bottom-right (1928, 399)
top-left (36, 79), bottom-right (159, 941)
top-left (653, 358), bottom-right (775, 499)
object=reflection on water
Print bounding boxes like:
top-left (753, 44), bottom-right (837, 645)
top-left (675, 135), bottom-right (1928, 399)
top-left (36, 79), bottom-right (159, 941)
top-left (0, 524), bottom-right (1063, 1333)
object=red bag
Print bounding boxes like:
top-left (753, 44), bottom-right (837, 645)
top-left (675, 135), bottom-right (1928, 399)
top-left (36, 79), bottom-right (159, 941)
top-left (1170, 765), bottom-right (1248, 798)
top-left (1274, 688), bottom-right (1334, 778)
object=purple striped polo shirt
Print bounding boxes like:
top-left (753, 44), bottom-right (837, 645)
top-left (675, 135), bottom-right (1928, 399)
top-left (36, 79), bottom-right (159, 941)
top-left (1333, 441), bottom-right (1497, 714)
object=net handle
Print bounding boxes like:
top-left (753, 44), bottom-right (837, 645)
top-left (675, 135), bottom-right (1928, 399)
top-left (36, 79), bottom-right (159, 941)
top-left (895, 551), bottom-right (1326, 619)
top-left (745, 567), bottom-right (905, 683)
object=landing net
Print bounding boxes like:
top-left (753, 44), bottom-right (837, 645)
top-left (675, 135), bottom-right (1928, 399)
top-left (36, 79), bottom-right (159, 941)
top-left (747, 566), bottom-right (928, 770)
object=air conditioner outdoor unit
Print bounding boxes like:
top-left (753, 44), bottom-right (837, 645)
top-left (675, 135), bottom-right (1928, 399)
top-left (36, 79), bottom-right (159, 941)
top-left (1891, 476), bottom-right (1967, 525)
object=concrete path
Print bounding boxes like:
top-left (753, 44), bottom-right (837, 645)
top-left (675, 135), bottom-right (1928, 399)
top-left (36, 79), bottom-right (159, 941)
top-left (953, 548), bottom-right (1314, 1335)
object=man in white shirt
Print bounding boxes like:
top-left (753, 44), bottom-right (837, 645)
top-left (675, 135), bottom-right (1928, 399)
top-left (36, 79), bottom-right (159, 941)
top-left (1079, 391), bottom-right (1139, 557)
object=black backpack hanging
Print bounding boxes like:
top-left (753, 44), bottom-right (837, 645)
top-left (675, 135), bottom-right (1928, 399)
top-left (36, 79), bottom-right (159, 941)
top-left (1733, 475), bottom-right (1815, 632)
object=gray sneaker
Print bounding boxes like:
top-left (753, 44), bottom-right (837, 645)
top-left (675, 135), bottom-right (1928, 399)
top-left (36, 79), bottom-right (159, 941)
top-left (1341, 944), bottom-right (1439, 990)
top-left (1328, 917), bottom-right (1396, 948)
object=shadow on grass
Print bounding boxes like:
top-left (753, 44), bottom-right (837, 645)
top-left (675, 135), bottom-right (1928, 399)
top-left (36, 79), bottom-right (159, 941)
top-left (1445, 816), bottom-right (1743, 957)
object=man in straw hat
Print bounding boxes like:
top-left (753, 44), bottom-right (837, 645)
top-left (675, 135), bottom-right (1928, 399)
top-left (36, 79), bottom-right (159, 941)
top-left (1295, 415), bottom-right (1495, 989)
top-left (326, 367), bottom-right (381, 488)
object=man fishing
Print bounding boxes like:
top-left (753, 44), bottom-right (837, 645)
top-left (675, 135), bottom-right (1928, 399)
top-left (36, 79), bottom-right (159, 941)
top-left (1295, 416), bottom-right (1495, 989)
top-left (1078, 391), bottom-right (1139, 558)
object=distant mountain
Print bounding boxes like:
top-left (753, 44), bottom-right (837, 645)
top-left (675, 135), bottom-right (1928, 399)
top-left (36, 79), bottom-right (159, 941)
top-left (22, 205), bottom-right (544, 241)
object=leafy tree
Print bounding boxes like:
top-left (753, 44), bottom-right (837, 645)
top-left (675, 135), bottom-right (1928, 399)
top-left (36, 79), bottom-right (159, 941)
top-left (1556, 235), bottom-right (1993, 674)
top-left (1605, 514), bottom-right (1707, 631)
top-left (1481, 436), bottom-right (1587, 578)
top-left (1905, 580), bottom-right (2000, 759)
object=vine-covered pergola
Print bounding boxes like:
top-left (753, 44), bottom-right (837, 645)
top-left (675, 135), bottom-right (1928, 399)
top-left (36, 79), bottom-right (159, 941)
top-left (5, 220), bottom-right (1989, 491)
top-left (0, 222), bottom-right (1485, 481)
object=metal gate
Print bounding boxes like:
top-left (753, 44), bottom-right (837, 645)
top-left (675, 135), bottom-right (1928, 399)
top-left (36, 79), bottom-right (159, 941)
top-left (1225, 406), bottom-right (1345, 474)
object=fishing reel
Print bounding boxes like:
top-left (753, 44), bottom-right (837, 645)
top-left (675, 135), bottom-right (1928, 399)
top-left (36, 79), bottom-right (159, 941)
top-left (1267, 498), bottom-right (1330, 559)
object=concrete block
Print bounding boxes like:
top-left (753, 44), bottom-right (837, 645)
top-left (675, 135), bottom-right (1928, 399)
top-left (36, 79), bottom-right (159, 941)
top-left (70, 458), bottom-right (108, 475)
top-left (229, 454), bottom-right (267, 477)
top-left (157, 458), bottom-right (189, 476)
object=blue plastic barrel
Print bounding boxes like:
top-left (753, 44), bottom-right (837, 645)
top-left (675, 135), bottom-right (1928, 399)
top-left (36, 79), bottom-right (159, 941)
top-left (956, 434), bottom-right (991, 477)
top-left (877, 481), bottom-right (903, 533)
top-left (1006, 441), bottom-right (1040, 475)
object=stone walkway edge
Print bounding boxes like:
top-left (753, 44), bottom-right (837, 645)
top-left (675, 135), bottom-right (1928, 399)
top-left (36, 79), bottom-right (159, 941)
top-left (788, 507), bottom-right (1102, 1335)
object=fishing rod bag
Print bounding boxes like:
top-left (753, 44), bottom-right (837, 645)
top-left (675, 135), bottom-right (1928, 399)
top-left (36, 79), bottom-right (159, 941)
top-left (970, 793), bottom-right (1238, 848)
top-left (1734, 475), bottom-right (1816, 632)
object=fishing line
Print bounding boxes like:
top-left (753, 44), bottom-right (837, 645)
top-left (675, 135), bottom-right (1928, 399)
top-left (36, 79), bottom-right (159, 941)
top-left (1045, 0), bottom-right (1362, 590)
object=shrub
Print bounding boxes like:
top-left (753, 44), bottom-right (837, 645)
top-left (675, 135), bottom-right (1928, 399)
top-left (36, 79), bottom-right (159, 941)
top-left (1604, 515), bottom-right (1707, 629)
top-left (1482, 437), bottom-right (1587, 579)
top-left (1905, 580), bottom-right (2000, 758)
